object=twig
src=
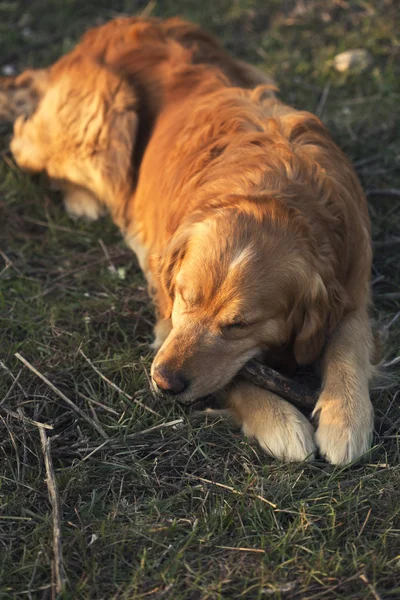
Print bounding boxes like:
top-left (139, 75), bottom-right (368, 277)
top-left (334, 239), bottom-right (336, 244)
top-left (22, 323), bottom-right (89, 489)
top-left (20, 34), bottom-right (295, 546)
top-left (30, 252), bottom-right (131, 299)
top-left (306, 573), bottom-right (365, 600)
top-left (99, 238), bottom-right (117, 274)
top-left (375, 292), bottom-right (400, 300)
top-left (78, 392), bottom-right (120, 416)
top-left (188, 474), bottom-right (277, 509)
top-left (140, 356), bottom-right (161, 405)
top-left (1, 360), bottom-right (27, 396)
top-left (27, 550), bottom-right (43, 600)
top-left (159, 355), bottom-right (392, 431)
top-left (214, 545), bottom-right (266, 553)
top-left (0, 249), bottom-right (12, 277)
top-left (366, 188), bottom-right (400, 198)
top-left (127, 418), bottom-right (184, 437)
top-left (0, 404), bottom-right (53, 430)
top-left (50, 252), bottom-right (130, 284)
top-left (0, 360), bottom-right (27, 402)
top-left (0, 249), bottom-right (23, 277)
top-left (385, 311), bottom-right (400, 330)
top-left (77, 419), bottom-right (183, 463)
top-left (240, 360), bottom-right (318, 410)
top-left (357, 507), bottom-right (372, 540)
top-left (371, 275), bottom-right (385, 286)
top-left (316, 81), bottom-right (331, 117)
top-left (17, 585), bottom-right (52, 596)
top-left (168, 360), bottom-right (319, 411)
top-left (79, 349), bottom-right (160, 417)
top-left (15, 353), bottom-right (108, 438)
top-left (140, 0), bottom-right (156, 18)
top-left (1, 370), bottom-right (23, 404)
top-left (353, 154), bottom-right (382, 169)
top-left (78, 439), bottom-right (111, 463)
top-left (343, 94), bottom-right (385, 105)
top-left (382, 356), bottom-right (400, 368)
top-left (22, 216), bottom-right (90, 235)
top-left (359, 574), bottom-right (381, 600)
top-left (373, 237), bottom-right (400, 247)
top-left (39, 428), bottom-right (66, 595)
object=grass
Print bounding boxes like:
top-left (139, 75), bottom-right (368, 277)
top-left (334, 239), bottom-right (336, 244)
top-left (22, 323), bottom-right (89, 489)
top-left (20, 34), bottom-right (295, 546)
top-left (1, 0), bottom-right (400, 598)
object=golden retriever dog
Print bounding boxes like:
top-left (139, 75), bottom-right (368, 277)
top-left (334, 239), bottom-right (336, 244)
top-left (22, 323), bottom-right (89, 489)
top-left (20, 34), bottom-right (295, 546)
top-left (1, 17), bottom-right (375, 465)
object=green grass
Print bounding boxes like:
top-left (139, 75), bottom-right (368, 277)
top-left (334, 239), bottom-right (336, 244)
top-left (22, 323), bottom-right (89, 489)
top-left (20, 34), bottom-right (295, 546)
top-left (1, 0), bottom-right (400, 598)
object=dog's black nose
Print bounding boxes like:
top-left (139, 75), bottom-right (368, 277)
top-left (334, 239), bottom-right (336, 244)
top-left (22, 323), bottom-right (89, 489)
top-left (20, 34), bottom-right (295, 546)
top-left (153, 365), bottom-right (187, 395)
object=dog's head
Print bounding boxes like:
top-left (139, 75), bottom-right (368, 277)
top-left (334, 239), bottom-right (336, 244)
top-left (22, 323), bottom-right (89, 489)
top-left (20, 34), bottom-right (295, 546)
top-left (151, 200), bottom-right (346, 403)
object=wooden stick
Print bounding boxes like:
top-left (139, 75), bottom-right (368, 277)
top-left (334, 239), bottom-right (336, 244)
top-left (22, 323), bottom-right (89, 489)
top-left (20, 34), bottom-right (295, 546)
top-left (239, 360), bottom-right (318, 411)
top-left (238, 360), bottom-right (391, 432)
top-left (366, 188), bottom-right (400, 198)
top-left (166, 359), bottom-right (319, 412)
top-left (39, 427), bottom-right (66, 595)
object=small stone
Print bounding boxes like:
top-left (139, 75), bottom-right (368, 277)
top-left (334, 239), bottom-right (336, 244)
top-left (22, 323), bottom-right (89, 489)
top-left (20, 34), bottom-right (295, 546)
top-left (333, 49), bottom-right (373, 73)
top-left (117, 267), bottom-right (126, 280)
top-left (21, 27), bottom-right (33, 38)
top-left (1, 64), bottom-right (16, 76)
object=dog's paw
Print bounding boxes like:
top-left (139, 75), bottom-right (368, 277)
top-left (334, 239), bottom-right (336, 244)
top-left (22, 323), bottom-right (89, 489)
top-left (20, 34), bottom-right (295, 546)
top-left (312, 393), bottom-right (374, 465)
top-left (243, 401), bottom-right (316, 463)
top-left (63, 187), bottom-right (105, 222)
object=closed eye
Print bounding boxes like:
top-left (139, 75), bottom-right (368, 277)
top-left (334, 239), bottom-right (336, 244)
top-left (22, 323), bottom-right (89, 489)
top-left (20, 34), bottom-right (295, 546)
top-left (221, 319), bottom-right (258, 337)
top-left (224, 321), bottom-right (248, 330)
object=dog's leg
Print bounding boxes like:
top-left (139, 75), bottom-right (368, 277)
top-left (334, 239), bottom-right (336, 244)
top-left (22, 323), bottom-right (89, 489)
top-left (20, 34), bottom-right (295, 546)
top-left (219, 378), bottom-right (316, 462)
top-left (312, 307), bottom-right (374, 465)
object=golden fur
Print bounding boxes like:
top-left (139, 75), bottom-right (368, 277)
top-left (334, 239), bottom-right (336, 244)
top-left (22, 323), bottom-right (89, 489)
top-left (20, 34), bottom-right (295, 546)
top-left (0, 17), bottom-right (375, 464)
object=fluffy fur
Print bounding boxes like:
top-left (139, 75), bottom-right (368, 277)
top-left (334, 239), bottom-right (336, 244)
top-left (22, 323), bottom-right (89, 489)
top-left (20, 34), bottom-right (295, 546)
top-left (0, 17), bottom-right (375, 464)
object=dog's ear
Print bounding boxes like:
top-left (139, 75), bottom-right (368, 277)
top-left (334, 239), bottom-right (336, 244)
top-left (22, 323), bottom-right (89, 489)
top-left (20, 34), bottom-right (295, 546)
top-left (293, 273), bottom-right (337, 365)
top-left (97, 86), bottom-right (139, 202)
top-left (75, 61), bottom-right (139, 212)
top-left (149, 229), bottom-right (189, 320)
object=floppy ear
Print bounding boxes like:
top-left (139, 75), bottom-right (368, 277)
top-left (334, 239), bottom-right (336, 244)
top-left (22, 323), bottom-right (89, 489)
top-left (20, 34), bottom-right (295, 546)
top-left (69, 60), bottom-right (140, 211)
top-left (96, 92), bottom-right (138, 200)
top-left (149, 230), bottom-right (189, 320)
top-left (293, 273), bottom-right (330, 365)
top-left (294, 272), bottom-right (347, 365)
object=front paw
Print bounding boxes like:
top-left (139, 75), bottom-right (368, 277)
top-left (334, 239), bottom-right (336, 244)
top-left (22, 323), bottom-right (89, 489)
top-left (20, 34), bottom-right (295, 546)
top-left (243, 401), bottom-right (316, 463)
top-left (63, 188), bottom-right (106, 222)
top-left (312, 393), bottom-right (374, 465)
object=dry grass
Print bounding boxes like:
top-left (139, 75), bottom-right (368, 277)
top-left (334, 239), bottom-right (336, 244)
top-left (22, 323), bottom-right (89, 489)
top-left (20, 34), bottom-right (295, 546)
top-left (1, 1), bottom-right (400, 598)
